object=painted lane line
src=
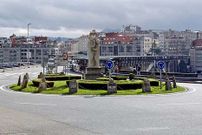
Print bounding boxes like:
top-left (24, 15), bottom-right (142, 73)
top-left (156, 102), bottom-right (202, 106)
top-left (136, 127), bottom-right (170, 131)
top-left (16, 102), bottom-right (57, 106)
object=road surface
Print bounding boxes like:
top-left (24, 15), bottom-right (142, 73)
top-left (0, 66), bottom-right (202, 135)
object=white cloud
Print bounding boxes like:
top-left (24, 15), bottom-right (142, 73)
top-left (0, 27), bottom-right (99, 38)
top-left (0, 0), bottom-right (202, 37)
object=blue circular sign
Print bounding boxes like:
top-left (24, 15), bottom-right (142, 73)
top-left (106, 60), bottom-right (114, 70)
top-left (157, 61), bottom-right (165, 70)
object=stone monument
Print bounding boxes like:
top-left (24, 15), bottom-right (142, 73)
top-left (172, 76), bottom-right (177, 88)
top-left (69, 80), bottom-right (78, 94)
top-left (17, 75), bottom-right (21, 86)
top-left (21, 73), bottom-right (29, 89)
top-left (38, 75), bottom-right (47, 92)
top-left (85, 30), bottom-right (102, 80)
top-left (165, 77), bottom-right (172, 91)
top-left (107, 78), bottom-right (117, 94)
top-left (142, 78), bottom-right (151, 93)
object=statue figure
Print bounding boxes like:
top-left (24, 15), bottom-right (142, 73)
top-left (88, 30), bottom-right (99, 67)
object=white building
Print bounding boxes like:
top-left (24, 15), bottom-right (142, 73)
top-left (140, 37), bottom-right (153, 56)
top-left (71, 35), bottom-right (88, 58)
top-left (159, 29), bottom-right (199, 56)
top-left (190, 39), bottom-right (202, 72)
top-left (0, 44), bottom-right (58, 64)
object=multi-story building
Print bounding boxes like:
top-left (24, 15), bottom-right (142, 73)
top-left (0, 45), bottom-right (58, 64)
top-left (0, 34), bottom-right (59, 65)
top-left (159, 29), bottom-right (199, 56)
top-left (100, 32), bottom-right (142, 57)
top-left (71, 35), bottom-right (88, 58)
top-left (190, 39), bottom-right (202, 72)
top-left (140, 36), bottom-right (153, 56)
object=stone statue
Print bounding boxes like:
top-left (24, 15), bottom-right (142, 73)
top-left (88, 30), bottom-right (99, 67)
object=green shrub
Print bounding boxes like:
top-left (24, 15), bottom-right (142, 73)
top-left (117, 83), bottom-right (142, 90)
top-left (66, 80), bottom-right (71, 87)
top-left (77, 80), bottom-right (144, 90)
top-left (129, 73), bottom-right (135, 80)
top-left (45, 75), bottom-right (81, 81)
top-left (150, 80), bottom-right (159, 86)
top-left (112, 76), bottom-right (128, 80)
top-left (135, 77), bottom-right (159, 86)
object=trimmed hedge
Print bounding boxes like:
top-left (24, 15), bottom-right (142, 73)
top-left (135, 77), bottom-right (159, 86)
top-left (78, 83), bottom-right (107, 90)
top-left (97, 76), bottom-right (159, 86)
top-left (76, 80), bottom-right (145, 90)
top-left (45, 75), bottom-right (81, 81)
top-left (112, 76), bottom-right (128, 80)
top-left (32, 79), bottom-right (54, 88)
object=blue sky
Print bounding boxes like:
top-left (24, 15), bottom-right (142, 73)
top-left (0, 0), bottom-right (201, 37)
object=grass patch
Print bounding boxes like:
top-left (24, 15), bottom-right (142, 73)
top-left (9, 80), bottom-right (186, 95)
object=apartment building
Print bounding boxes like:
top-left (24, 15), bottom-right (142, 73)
top-left (100, 32), bottom-right (143, 57)
top-left (71, 35), bottom-right (88, 58)
top-left (159, 29), bottom-right (198, 56)
top-left (190, 39), bottom-right (202, 72)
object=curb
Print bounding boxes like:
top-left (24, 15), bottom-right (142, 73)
top-left (0, 83), bottom-right (196, 98)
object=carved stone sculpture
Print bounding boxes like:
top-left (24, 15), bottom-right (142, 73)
top-left (38, 75), bottom-right (47, 92)
top-left (165, 77), bottom-right (172, 91)
top-left (172, 76), bottom-right (177, 88)
top-left (21, 74), bottom-right (28, 89)
top-left (17, 75), bottom-right (21, 86)
top-left (88, 30), bottom-right (100, 67)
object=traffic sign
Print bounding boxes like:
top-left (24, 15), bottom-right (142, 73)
top-left (157, 61), bottom-right (165, 70)
top-left (106, 60), bottom-right (114, 70)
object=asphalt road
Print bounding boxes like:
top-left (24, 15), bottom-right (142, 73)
top-left (0, 66), bottom-right (202, 135)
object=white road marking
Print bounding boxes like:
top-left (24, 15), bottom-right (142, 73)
top-left (156, 102), bottom-right (202, 106)
top-left (136, 127), bottom-right (170, 131)
top-left (16, 102), bottom-right (57, 106)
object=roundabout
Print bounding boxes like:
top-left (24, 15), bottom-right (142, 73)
top-left (8, 72), bottom-right (185, 96)
top-left (0, 67), bottom-right (202, 135)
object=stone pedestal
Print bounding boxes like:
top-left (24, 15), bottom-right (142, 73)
top-left (85, 67), bottom-right (102, 80)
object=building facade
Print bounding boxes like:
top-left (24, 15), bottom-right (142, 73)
top-left (190, 39), bottom-right (202, 72)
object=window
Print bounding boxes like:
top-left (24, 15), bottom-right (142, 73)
top-left (119, 45), bottom-right (124, 52)
top-left (108, 47), bottom-right (113, 52)
top-left (102, 46), bottom-right (106, 52)
top-left (126, 46), bottom-right (132, 52)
